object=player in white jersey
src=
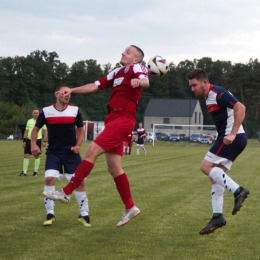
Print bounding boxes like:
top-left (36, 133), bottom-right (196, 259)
top-left (31, 85), bottom-right (90, 227)
top-left (136, 122), bottom-right (147, 155)
top-left (187, 68), bottom-right (249, 235)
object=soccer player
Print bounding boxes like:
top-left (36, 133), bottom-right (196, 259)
top-left (18, 109), bottom-right (47, 176)
top-left (31, 86), bottom-right (90, 227)
top-left (186, 68), bottom-right (249, 235)
top-left (42, 45), bottom-right (149, 227)
top-left (123, 131), bottom-right (134, 155)
top-left (136, 122), bottom-right (147, 156)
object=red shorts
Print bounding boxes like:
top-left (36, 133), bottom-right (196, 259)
top-left (94, 111), bottom-right (135, 156)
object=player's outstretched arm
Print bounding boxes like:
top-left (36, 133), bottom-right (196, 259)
top-left (70, 83), bottom-right (99, 95)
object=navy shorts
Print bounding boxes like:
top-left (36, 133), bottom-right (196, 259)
top-left (45, 151), bottom-right (82, 174)
top-left (209, 133), bottom-right (247, 162)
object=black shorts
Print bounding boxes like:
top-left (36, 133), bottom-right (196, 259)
top-left (24, 139), bottom-right (42, 155)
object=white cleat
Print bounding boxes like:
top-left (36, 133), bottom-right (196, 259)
top-left (116, 206), bottom-right (140, 228)
top-left (43, 189), bottom-right (71, 204)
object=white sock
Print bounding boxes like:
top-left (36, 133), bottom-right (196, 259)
top-left (143, 148), bottom-right (147, 155)
top-left (136, 148), bottom-right (139, 155)
top-left (75, 191), bottom-right (89, 216)
top-left (211, 183), bottom-right (224, 214)
top-left (209, 167), bottom-right (239, 193)
top-left (44, 185), bottom-right (55, 215)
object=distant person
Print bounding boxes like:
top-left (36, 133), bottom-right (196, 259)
top-left (136, 122), bottom-right (147, 155)
top-left (31, 85), bottom-right (90, 227)
top-left (42, 45), bottom-right (149, 227)
top-left (123, 131), bottom-right (134, 155)
top-left (187, 68), bottom-right (249, 235)
top-left (18, 109), bottom-right (47, 176)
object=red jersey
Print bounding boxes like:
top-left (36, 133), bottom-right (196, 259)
top-left (95, 64), bottom-right (148, 121)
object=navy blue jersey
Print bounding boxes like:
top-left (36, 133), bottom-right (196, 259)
top-left (136, 128), bottom-right (146, 144)
top-left (36, 104), bottom-right (83, 151)
top-left (206, 84), bottom-right (245, 138)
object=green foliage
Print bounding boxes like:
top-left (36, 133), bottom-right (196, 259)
top-left (1, 52), bottom-right (260, 137)
top-left (1, 141), bottom-right (260, 259)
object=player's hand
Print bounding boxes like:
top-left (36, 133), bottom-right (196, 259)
top-left (22, 142), bottom-right (26, 148)
top-left (131, 78), bottom-right (140, 88)
top-left (31, 145), bottom-right (41, 156)
top-left (71, 146), bottom-right (80, 154)
top-left (223, 134), bottom-right (235, 145)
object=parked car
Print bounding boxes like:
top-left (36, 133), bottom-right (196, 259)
top-left (169, 133), bottom-right (180, 142)
top-left (155, 132), bottom-right (169, 141)
top-left (145, 132), bottom-right (157, 142)
top-left (189, 133), bottom-right (201, 142)
top-left (199, 134), bottom-right (212, 145)
top-left (179, 133), bottom-right (188, 141)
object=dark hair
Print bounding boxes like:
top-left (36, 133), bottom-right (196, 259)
top-left (131, 45), bottom-right (144, 61)
top-left (186, 68), bottom-right (209, 82)
top-left (55, 85), bottom-right (69, 92)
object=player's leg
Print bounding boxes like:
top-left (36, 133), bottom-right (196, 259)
top-left (33, 139), bottom-right (42, 176)
top-left (18, 140), bottom-right (31, 176)
top-left (105, 152), bottom-right (140, 227)
top-left (64, 154), bottom-right (91, 227)
top-left (136, 144), bottom-right (140, 155)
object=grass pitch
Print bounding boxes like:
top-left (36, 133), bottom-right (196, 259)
top-left (0, 140), bottom-right (260, 260)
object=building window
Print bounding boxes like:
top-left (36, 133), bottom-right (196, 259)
top-left (199, 113), bottom-right (201, 124)
top-left (163, 118), bottom-right (170, 124)
top-left (195, 112), bottom-right (197, 123)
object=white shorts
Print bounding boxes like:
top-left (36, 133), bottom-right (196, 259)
top-left (204, 151), bottom-right (233, 170)
top-left (45, 169), bottom-right (75, 181)
top-left (136, 144), bottom-right (144, 147)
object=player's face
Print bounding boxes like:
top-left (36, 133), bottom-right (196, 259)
top-left (120, 46), bottom-right (138, 66)
top-left (56, 87), bottom-right (71, 104)
top-left (32, 110), bottom-right (39, 119)
top-left (139, 123), bottom-right (142, 128)
top-left (189, 79), bottom-right (207, 98)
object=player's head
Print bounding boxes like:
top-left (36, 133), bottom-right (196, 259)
top-left (186, 68), bottom-right (209, 98)
top-left (138, 122), bottom-right (143, 128)
top-left (32, 108), bottom-right (39, 119)
top-left (55, 85), bottom-right (71, 105)
top-left (120, 45), bottom-right (144, 66)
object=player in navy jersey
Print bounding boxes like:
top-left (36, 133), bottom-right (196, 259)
top-left (42, 45), bottom-right (149, 227)
top-left (31, 85), bottom-right (90, 227)
top-left (136, 122), bottom-right (147, 155)
top-left (187, 68), bottom-right (249, 235)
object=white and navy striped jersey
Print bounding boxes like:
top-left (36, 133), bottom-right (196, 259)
top-left (206, 84), bottom-right (245, 137)
top-left (36, 104), bottom-right (83, 151)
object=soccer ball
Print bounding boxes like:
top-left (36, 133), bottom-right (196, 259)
top-left (147, 55), bottom-right (169, 76)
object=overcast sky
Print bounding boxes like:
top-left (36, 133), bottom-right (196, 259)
top-left (1, 0), bottom-right (260, 67)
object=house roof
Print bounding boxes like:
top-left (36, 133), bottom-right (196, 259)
top-left (144, 99), bottom-right (199, 117)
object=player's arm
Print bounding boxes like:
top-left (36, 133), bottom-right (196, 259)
top-left (42, 128), bottom-right (48, 147)
top-left (31, 126), bottom-right (41, 155)
top-left (224, 102), bottom-right (246, 145)
top-left (131, 77), bottom-right (149, 89)
top-left (63, 83), bottom-right (99, 96)
top-left (22, 129), bottom-right (28, 147)
top-left (71, 127), bottom-right (84, 154)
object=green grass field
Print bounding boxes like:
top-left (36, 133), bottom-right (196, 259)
top-left (1, 140), bottom-right (260, 260)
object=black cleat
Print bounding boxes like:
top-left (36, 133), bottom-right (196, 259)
top-left (199, 215), bottom-right (226, 235)
top-left (18, 172), bottom-right (26, 176)
top-left (33, 172), bottom-right (37, 176)
top-left (232, 187), bottom-right (250, 215)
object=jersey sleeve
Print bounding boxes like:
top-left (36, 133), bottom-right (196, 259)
top-left (95, 67), bottom-right (121, 90)
top-left (133, 63), bottom-right (149, 80)
top-left (216, 89), bottom-right (238, 109)
top-left (75, 108), bottom-right (84, 128)
top-left (35, 110), bottom-right (46, 128)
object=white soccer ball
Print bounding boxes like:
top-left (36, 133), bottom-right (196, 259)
top-left (147, 55), bottom-right (169, 76)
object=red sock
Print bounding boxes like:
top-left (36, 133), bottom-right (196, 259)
top-left (114, 173), bottom-right (134, 209)
top-left (63, 160), bottom-right (94, 195)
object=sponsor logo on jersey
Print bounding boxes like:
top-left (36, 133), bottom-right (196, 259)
top-left (113, 77), bottom-right (124, 87)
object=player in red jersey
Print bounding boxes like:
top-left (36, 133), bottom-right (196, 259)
top-left (123, 131), bottom-right (134, 155)
top-left (43, 45), bottom-right (149, 227)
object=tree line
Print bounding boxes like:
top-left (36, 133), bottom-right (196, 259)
top-left (0, 50), bottom-right (260, 138)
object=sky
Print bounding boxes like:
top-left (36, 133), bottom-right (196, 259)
top-left (1, 0), bottom-right (260, 67)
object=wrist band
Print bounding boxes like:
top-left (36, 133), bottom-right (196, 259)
top-left (23, 138), bottom-right (26, 142)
